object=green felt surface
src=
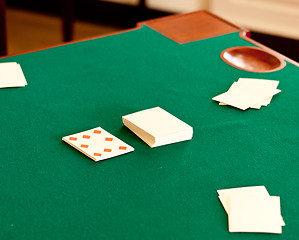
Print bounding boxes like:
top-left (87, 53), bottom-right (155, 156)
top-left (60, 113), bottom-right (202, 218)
top-left (0, 25), bottom-right (298, 240)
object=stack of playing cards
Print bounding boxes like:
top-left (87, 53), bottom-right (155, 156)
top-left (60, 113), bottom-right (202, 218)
top-left (0, 62), bottom-right (27, 88)
top-left (212, 78), bottom-right (281, 110)
top-left (62, 126), bottom-right (134, 162)
top-left (217, 186), bottom-right (285, 234)
top-left (122, 107), bottom-right (193, 148)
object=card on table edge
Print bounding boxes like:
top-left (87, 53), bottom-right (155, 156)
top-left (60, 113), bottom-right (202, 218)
top-left (0, 62), bottom-right (27, 88)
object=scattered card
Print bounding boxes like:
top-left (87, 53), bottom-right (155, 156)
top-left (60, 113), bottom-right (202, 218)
top-left (122, 107), bottom-right (193, 148)
top-left (217, 186), bottom-right (285, 234)
top-left (237, 78), bottom-right (279, 107)
top-left (0, 62), bottom-right (27, 88)
top-left (217, 186), bottom-right (269, 214)
top-left (229, 195), bottom-right (282, 234)
top-left (213, 78), bottom-right (281, 110)
top-left (62, 126), bottom-right (134, 162)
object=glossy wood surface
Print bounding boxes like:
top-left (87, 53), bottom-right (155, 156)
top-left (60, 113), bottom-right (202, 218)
top-left (220, 46), bottom-right (286, 73)
top-left (143, 10), bottom-right (241, 44)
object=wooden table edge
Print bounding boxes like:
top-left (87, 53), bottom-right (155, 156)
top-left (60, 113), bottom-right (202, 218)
top-left (240, 30), bottom-right (299, 67)
top-left (1, 10), bottom-right (298, 67)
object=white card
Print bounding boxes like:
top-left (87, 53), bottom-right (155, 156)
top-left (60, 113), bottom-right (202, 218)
top-left (217, 186), bottom-right (269, 214)
top-left (237, 78), bottom-right (280, 107)
top-left (214, 78), bottom-right (281, 110)
top-left (0, 62), bottom-right (27, 88)
top-left (237, 78), bottom-right (279, 89)
top-left (62, 126), bottom-right (134, 161)
top-left (228, 195), bottom-right (282, 234)
top-left (122, 107), bottom-right (193, 147)
top-left (213, 82), bottom-right (280, 110)
top-left (217, 186), bottom-right (285, 226)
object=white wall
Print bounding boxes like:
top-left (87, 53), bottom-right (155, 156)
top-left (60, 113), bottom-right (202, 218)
top-left (146, 0), bottom-right (208, 13)
top-left (209, 0), bottom-right (299, 40)
top-left (101, 0), bottom-right (208, 12)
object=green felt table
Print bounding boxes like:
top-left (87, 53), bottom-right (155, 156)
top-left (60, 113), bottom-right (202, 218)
top-left (0, 12), bottom-right (298, 240)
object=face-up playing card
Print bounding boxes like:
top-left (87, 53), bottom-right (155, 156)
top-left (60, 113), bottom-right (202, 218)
top-left (62, 126), bottom-right (134, 161)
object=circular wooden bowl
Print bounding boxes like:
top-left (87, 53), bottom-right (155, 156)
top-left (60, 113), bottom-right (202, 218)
top-left (221, 46), bottom-right (286, 73)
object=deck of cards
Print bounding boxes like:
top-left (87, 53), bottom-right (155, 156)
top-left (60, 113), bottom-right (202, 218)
top-left (122, 107), bottom-right (193, 148)
top-left (62, 126), bottom-right (134, 162)
top-left (0, 62), bottom-right (27, 88)
top-left (217, 186), bottom-right (285, 234)
top-left (212, 78), bottom-right (281, 110)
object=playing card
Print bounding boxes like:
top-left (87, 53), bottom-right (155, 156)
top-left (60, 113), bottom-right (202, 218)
top-left (217, 186), bottom-right (269, 214)
top-left (122, 107), bottom-right (193, 148)
top-left (62, 126), bottom-right (134, 161)
top-left (0, 62), bottom-right (27, 88)
top-left (214, 78), bottom-right (281, 110)
top-left (228, 195), bottom-right (282, 234)
top-left (217, 186), bottom-right (285, 226)
top-left (213, 82), bottom-right (280, 110)
top-left (237, 78), bottom-right (280, 107)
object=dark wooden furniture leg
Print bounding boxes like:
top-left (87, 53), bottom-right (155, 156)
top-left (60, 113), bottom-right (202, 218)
top-left (61, 0), bottom-right (74, 42)
top-left (0, 0), bottom-right (7, 56)
top-left (139, 0), bottom-right (146, 9)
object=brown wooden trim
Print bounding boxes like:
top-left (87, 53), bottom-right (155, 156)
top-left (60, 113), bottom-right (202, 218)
top-left (140, 10), bottom-right (241, 44)
top-left (220, 46), bottom-right (286, 73)
top-left (1, 10), bottom-right (243, 59)
top-left (240, 30), bottom-right (299, 67)
top-left (140, 10), bottom-right (241, 30)
top-left (0, 26), bottom-right (142, 59)
top-left (2, 9), bottom-right (298, 70)
top-left (202, 10), bottom-right (243, 32)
